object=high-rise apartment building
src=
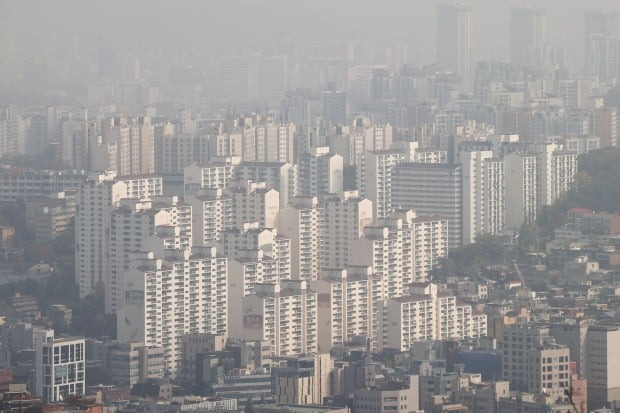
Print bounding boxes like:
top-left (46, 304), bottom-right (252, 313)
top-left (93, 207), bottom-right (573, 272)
top-left (504, 153), bottom-right (538, 229)
top-left (392, 163), bottom-right (462, 248)
top-left (359, 149), bottom-right (406, 219)
top-left (276, 197), bottom-right (324, 281)
top-left (236, 281), bottom-right (317, 357)
top-left (460, 149), bottom-right (505, 243)
top-left (229, 181), bottom-right (280, 230)
top-left (436, 4), bottom-right (472, 86)
top-left (75, 173), bottom-right (163, 299)
top-left (118, 245), bottom-right (228, 378)
top-left (584, 11), bottom-right (620, 78)
top-left (189, 189), bottom-right (232, 247)
top-left (321, 192), bottom-right (373, 269)
top-left (311, 266), bottom-right (381, 352)
top-left (351, 210), bottom-right (448, 298)
top-left (235, 161), bottom-right (297, 206)
top-left (383, 283), bottom-right (486, 351)
top-left (297, 147), bottom-right (343, 198)
top-left (107, 196), bottom-right (191, 314)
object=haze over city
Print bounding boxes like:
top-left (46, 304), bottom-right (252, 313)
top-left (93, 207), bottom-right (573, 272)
top-left (1, 1), bottom-right (620, 413)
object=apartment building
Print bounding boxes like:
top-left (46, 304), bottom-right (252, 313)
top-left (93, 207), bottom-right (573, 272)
top-left (311, 266), bottom-right (381, 352)
top-left (297, 147), bottom-right (343, 198)
top-left (359, 149), bottom-right (406, 219)
top-left (118, 245), bottom-right (228, 378)
top-left (321, 191), bottom-right (373, 269)
top-left (276, 197), bottom-right (324, 281)
top-left (383, 283), bottom-right (486, 351)
top-left (392, 163), bottom-right (462, 249)
top-left (75, 173), bottom-right (163, 299)
top-left (236, 281), bottom-right (317, 357)
top-left (229, 180), bottom-right (279, 229)
top-left (189, 189), bottom-right (233, 247)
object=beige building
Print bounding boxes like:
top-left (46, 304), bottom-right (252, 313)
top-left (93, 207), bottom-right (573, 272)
top-left (585, 325), bottom-right (620, 410)
top-left (272, 354), bottom-right (333, 405)
top-left (502, 324), bottom-right (571, 402)
top-left (322, 191), bottom-right (373, 269)
top-left (353, 375), bottom-right (420, 413)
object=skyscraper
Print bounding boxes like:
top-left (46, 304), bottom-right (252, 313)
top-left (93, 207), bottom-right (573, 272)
top-left (510, 7), bottom-right (547, 66)
top-left (436, 3), bottom-right (472, 86)
top-left (584, 11), bottom-right (620, 78)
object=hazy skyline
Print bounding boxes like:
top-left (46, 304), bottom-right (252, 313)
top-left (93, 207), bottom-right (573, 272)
top-left (2, 0), bottom-right (619, 67)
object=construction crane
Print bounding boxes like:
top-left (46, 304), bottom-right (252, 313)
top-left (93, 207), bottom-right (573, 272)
top-left (512, 260), bottom-right (536, 316)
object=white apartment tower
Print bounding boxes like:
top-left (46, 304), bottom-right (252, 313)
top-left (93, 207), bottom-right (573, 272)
top-left (189, 189), bottom-right (233, 247)
top-left (235, 161), bottom-right (297, 206)
top-left (229, 181), bottom-right (280, 229)
top-left (392, 163), bottom-right (462, 249)
top-left (118, 245), bottom-right (228, 377)
top-left (276, 197), bottom-right (324, 281)
top-left (383, 283), bottom-right (486, 351)
top-left (322, 192), bottom-right (373, 269)
top-left (311, 266), bottom-right (381, 352)
top-left (351, 210), bottom-right (447, 297)
top-left (460, 149), bottom-right (505, 244)
top-left (297, 147), bottom-right (344, 198)
top-left (75, 173), bottom-right (163, 299)
top-left (107, 197), bottom-right (192, 314)
top-left (237, 281), bottom-right (317, 357)
top-left (359, 149), bottom-right (406, 219)
top-left (504, 153), bottom-right (538, 229)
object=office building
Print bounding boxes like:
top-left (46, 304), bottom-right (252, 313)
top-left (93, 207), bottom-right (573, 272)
top-left (510, 7), bottom-right (547, 66)
top-left (502, 324), bottom-right (571, 402)
top-left (272, 354), bottom-right (333, 405)
top-left (353, 375), bottom-right (420, 413)
top-left (34, 330), bottom-right (85, 402)
top-left (584, 325), bottom-right (620, 410)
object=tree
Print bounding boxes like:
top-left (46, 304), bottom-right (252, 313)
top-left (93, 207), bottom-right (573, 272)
top-left (518, 223), bottom-right (540, 256)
